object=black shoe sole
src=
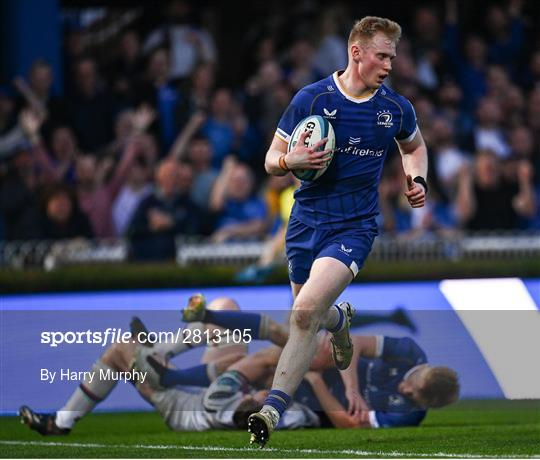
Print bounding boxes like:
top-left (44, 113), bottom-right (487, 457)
top-left (248, 415), bottom-right (269, 448)
top-left (19, 405), bottom-right (70, 436)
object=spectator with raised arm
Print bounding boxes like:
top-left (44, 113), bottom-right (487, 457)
top-left (164, 110), bottom-right (218, 210)
top-left (166, 110), bottom-right (206, 163)
top-left (128, 159), bottom-right (203, 260)
top-left (18, 111), bottom-right (80, 185)
top-left (14, 59), bottom-right (69, 140)
top-left (209, 157), bottom-right (267, 244)
top-left (135, 48), bottom-right (187, 153)
top-left (74, 105), bottom-right (154, 238)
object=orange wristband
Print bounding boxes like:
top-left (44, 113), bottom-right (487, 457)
top-left (278, 155), bottom-right (289, 171)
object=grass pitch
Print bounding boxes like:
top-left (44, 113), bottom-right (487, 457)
top-left (1, 400), bottom-right (539, 458)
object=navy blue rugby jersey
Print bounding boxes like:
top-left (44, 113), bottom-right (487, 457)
top-left (276, 71), bottom-right (418, 230)
top-left (294, 336), bottom-right (427, 428)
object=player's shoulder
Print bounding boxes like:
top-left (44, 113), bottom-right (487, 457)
top-left (382, 336), bottom-right (427, 362)
top-left (377, 84), bottom-right (414, 110)
top-left (291, 75), bottom-right (336, 104)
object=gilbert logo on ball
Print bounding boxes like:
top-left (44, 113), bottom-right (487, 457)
top-left (288, 115), bottom-right (336, 181)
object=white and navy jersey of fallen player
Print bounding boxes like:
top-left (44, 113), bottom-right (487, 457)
top-left (276, 71), bottom-right (418, 230)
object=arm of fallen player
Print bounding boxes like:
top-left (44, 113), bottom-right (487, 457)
top-left (304, 371), bottom-right (371, 429)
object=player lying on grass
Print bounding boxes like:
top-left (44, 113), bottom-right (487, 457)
top-left (19, 298), bottom-right (319, 435)
top-left (176, 295), bottom-right (459, 428)
top-left (21, 295), bottom-right (457, 434)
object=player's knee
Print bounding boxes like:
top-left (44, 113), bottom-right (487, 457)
top-left (290, 307), bottom-right (318, 331)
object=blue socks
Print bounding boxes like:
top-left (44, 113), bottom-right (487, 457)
top-left (162, 364), bottom-right (210, 387)
top-left (203, 310), bottom-right (262, 339)
top-left (263, 389), bottom-right (291, 416)
top-left (326, 304), bottom-right (344, 333)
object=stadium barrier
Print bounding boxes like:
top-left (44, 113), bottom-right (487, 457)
top-left (1, 232), bottom-right (539, 271)
top-left (176, 233), bottom-right (540, 266)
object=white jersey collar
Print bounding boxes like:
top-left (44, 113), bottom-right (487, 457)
top-left (332, 71), bottom-right (379, 104)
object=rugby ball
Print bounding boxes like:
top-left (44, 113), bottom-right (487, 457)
top-left (287, 115), bottom-right (335, 181)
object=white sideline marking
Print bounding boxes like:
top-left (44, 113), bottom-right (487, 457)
top-left (1, 440), bottom-right (537, 458)
top-left (440, 278), bottom-right (540, 399)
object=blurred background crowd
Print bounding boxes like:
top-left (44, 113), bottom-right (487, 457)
top-left (1, 0), bottom-right (539, 262)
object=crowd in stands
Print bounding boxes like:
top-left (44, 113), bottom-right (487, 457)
top-left (1, 0), bottom-right (539, 260)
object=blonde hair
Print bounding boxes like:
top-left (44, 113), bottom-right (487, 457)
top-left (348, 16), bottom-right (402, 46)
top-left (420, 366), bottom-right (460, 408)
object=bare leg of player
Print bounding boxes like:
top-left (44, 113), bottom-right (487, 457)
top-left (248, 257), bottom-right (354, 446)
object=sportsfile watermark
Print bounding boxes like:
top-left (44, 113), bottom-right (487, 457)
top-left (41, 327), bottom-right (253, 348)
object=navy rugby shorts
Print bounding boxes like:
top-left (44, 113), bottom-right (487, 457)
top-left (285, 215), bottom-right (378, 285)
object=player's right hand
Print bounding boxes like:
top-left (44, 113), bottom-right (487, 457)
top-left (285, 131), bottom-right (333, 170)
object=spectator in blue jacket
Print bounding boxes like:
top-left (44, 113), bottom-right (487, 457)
top-left (209, 157), bottom-right (267, 243)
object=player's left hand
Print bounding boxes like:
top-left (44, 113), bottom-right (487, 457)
top-left (404, 174), bottom-right (426, 208)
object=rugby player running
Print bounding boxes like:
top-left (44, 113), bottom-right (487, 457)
top-left (247, 16), bottom-right (428, 447)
